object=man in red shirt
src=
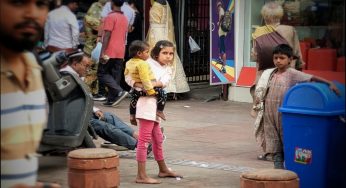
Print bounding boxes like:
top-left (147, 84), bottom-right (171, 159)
top-left (99, 0), bottom-right (129, 106)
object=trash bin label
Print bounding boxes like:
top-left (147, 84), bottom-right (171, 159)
top-left (294, 147), bottom-right (312, 165)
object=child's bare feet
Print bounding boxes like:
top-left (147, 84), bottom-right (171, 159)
top-left (130, 115), bottom-right (137, 126)
top-left (156, 111), bottom-right (166, 120)
top-left (158, 170), bottom-right (183, 178)
top-left (135, 177), bottom-right (161, 184)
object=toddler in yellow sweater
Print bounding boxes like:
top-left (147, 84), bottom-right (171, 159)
top-left (124, 40), bottom-right (167, 125)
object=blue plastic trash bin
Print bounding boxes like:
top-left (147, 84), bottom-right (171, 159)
top-left (279, 82), bottom-right (345, 188)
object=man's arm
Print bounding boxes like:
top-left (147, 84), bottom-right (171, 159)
top-left (99, 30), bottom-right (111, 63)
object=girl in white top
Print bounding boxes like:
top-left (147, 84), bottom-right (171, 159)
top-left (126, 40), bottom-right (182, 184)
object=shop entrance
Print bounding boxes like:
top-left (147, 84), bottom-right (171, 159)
top-left (144, 0), bottom-right (211, 83)
top-left (182, 0), bottom-right (210, 83)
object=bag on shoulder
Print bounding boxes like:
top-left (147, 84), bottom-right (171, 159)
top-left (221, 10), bottom-right (232, 32)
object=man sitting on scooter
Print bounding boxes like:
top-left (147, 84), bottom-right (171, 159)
top-left (60, 50), bottom-right (139, 151)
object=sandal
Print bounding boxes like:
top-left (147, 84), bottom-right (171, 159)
top-left (257, 153), bottom-right (274, 162)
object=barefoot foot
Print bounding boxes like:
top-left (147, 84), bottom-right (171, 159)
top-left (158, 171), bottom-right (183, 178)
top-left (135, 177), bottom-right (161, 184)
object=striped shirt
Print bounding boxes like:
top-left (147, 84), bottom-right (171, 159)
top-left (1, 52), bottom-right (47, 187)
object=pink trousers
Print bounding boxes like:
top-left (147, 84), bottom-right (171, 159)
top-left (136, 119), bottom-right (164, 162)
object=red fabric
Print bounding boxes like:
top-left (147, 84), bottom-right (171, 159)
top-left (103, 12), bottom-right (128, 58)
top-left (307, 48), bottom-right (337, 71)
top-left (299, 41), bottom-right (310, 69)
top-left (303, 38), bottom-right (316, 47)
top-left (136, 119), bottom-right (164, 162)
top-left (336, 57), bottom-right (345, 72)
top-left (303, 70), bottom-right (345, 84)
top-left (236, 67), bottom-right (256, 87)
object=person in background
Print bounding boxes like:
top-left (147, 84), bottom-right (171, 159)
top-left (101, 0), bottom-right (135, 31)
top-left (44, 0), bottom-right (80, 53)
top-left (253, 44), bottom-right (340, 169)
top-left (83, 0), bottom-right (108, 56)
top-left (83, 0), bottom-right (108, 101)
top-left (0, 0), bottom-right (60, 187)
top-left (101, 0), bottom-right (136, 93)
top-left (98, 0), bottom-right (129, 106)
top-left (250, 1), bottom-right (304, 162)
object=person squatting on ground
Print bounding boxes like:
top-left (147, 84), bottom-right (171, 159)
top-left (60, 50), bottom-right (139, 151)
top-left (124, 40), bottom-right (168, 126)
top-left (0, 0), bottom-right (60, 187)
top-left (253, 44), bottom-right (340, 169)
top-left (98, 0), bottom-right (129, 106)
top-left (125, 40), bottom-right (180, 184)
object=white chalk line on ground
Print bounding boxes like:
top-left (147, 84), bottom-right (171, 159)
top-left (118, 151), bottom-right (255, 173)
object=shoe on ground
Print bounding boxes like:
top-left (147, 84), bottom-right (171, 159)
top-left (156, 111), bottom-right (166, 120)
top-left (93, 94), bottom-right (107, 101)
top-left (111, 91), bottom-right (129, 106)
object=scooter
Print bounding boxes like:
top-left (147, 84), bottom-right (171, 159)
top-left (37, 50), bottom-right (98, 155)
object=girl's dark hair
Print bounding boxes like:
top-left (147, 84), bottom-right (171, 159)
top-left (62, 0), bottom-right (79, 5)
top-left (112, 0), bottom-right (124, 7)
top-left (273, 44), bottom-right (293, 58)
top-left (128, 40), bottom-right (149, 58)
top-left (150, 40), bottom-right (174, 60)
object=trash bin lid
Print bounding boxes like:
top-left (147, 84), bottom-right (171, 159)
top-left (279, 82), bottom-right (345, 116)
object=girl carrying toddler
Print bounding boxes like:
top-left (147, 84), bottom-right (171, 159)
top-left (124, 40), bottom-right (168, 125)
top-left (125, 40), bottom-right (182, 184)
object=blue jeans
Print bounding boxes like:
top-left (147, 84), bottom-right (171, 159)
top-left (90, 112), bottom-right (137, 150)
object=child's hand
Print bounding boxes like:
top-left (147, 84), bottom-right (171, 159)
top-left (134, 82), bottom-right (144, 89)
top-left (329, 82), bottom-right (341, 96)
